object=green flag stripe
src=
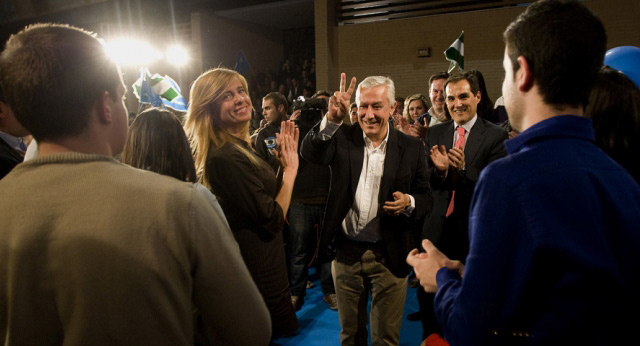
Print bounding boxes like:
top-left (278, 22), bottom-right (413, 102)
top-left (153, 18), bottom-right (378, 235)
top-left (160, 88), bottom-right (179, 101)
top-left (152, 79), bottom-right (178, 101)
top-left (449, 39), bottom-right (464, 55)
top-left (445, 47), bottom-right (464, 69)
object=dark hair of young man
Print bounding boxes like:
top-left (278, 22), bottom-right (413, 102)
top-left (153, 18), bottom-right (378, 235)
top-left (312, 90), bottom-right (331, 99)
top-left (121, 108), bottom-right (197, 183)
top-left (503, 0), bottom-right (606, 108)
top-left (428, 72), bottom-right (449, 89)
top-left (0, 23), bottom-right (123, 142)
top-left (444, 71), bottom-right (480, 95)
top-left (263, 91), bottom-right (288, 110)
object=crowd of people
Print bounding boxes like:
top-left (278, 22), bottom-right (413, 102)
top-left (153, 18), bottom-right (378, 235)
top-left (1, 0), bottom-right (639, 345)
top-left (247, 56), bottom-right (317, 116)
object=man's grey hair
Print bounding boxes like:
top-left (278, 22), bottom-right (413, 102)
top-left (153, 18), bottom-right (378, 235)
top-left (355, 76), bottom-right (395, 107)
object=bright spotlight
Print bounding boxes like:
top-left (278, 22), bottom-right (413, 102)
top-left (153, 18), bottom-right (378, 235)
top-left (106, 39), bottom-right (162, 66)
top-left (166, 45), bottom-right (189, 66)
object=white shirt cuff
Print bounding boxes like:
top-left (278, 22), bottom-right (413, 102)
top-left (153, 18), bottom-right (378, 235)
top-left (402, 195), bottom-right (416, 216)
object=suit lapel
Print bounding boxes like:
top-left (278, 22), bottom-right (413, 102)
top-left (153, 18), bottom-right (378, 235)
top-left (349, 125), bottom-right (365, 197)
top-left (0, 137), bottom-right (24, 162)
top-left (443, 123), bottom-right (455, 151)
top-left (464, 118), bottom-right (486, 164)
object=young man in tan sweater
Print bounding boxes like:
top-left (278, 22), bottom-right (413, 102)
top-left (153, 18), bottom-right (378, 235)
top-left (0, 23), bottom-right (271, 345)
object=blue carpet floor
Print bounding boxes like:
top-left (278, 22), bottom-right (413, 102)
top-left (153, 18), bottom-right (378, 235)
top-left (271, 270), bottom-right (423, 346)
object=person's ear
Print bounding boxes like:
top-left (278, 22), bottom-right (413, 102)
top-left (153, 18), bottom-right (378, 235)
top-left (277, 104), bottom-right (285, 114)
top-left (517, 56), bottom-right (535, 92)
top-left (97, 91), bottom-right (114, 124)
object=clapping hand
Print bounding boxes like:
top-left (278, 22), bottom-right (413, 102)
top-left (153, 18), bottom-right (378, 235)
top-left (430, 145), bottom-right (449, 175)
top-left (408, 123), bottom-right (427, 139)
top-left (397, 116), bottom-right (410, 133)
top-left (274, 120), bottom-right (300, 174)
top-left (448, 147), bottom-right (465, 171)
top-left (406, 239), bottom-right (465, 293)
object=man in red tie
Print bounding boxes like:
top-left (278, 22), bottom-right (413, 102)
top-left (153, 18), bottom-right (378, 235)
top-left (415, 71), bottom-right (508, 339)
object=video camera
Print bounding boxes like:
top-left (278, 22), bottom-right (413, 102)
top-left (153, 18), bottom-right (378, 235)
top-left (290, 96), bottom-right (326, 130)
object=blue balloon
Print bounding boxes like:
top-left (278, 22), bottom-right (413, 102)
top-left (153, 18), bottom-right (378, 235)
top-left (604, 46), bottom-right (640, 88)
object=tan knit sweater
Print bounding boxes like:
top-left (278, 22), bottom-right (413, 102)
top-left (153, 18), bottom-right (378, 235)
top-left (0, 152), bottom-right (271, 345)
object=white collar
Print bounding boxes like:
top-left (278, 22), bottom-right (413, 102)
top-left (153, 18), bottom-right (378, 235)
top-left (362, 123), bottom-right (390, 150)
top-left (454, 114), bottom-right (478, 133)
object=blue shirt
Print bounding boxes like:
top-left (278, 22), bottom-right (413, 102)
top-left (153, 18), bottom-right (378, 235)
top-left (0, 131), bottom-right (26, 152)
top-left (434, 115), bottom-right (640, 345)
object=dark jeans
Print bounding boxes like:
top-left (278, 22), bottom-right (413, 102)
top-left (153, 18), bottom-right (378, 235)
top-left (288, 202), bottom-right (335, 296)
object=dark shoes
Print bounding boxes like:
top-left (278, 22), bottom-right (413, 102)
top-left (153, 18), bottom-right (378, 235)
top-left (291, 295), bottom-right (304, 312)
top-left (407, 311), bottom-right (422, 321)
top-left (323, 293), bottom-right (338, 310)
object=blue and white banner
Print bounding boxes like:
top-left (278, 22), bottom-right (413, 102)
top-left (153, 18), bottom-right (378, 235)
top-left (133, 68), bottom-right (188, 111)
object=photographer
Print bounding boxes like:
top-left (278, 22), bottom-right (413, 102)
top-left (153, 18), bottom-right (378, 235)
top-left (288, 95), bottom-right (337, 311)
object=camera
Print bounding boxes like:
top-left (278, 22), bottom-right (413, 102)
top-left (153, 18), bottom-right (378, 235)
top-left (291, 96), bottom-right (326, 130)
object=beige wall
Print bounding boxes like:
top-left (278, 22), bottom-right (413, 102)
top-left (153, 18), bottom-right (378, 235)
top-left (315, 0), bottom-right (640, 102)
top-left (191, 11), bottom-right (284, 86)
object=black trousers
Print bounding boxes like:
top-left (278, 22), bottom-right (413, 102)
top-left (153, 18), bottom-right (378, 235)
top-left (417, 288), bottom-right (443, 340)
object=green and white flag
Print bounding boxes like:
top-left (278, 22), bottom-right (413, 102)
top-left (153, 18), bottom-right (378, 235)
top-left (133, 67), bottom-right (187, 111)
top-left (445, 31), bottom-right (464, 73)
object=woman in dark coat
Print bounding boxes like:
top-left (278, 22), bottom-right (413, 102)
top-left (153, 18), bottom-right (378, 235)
top-left (184, 68), bottom-right (300, 339)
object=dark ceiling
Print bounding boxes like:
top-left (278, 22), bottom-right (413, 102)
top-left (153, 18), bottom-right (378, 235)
top-left (0, 0), bottom-right (314, 45)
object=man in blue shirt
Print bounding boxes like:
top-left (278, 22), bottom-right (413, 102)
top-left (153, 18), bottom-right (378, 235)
top-left (407, 0), bottom-right (640, 345)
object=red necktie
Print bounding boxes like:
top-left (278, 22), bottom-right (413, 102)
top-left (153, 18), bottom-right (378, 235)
top-left (446, 127), bottom-right (466, 217)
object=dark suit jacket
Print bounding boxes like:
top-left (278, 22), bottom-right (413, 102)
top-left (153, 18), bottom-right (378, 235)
top-left (0, 137), bottom-right (24, 179)
top-left (301, 122), bottom-right (432, 278)
top-left (423, 118), bottom-right (508, 261)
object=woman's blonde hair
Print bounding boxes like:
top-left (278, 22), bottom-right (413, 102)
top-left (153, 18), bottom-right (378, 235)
top-left (403, 94), bottom-right (430, 123)
top-left (184, 68), bottom-right (258, 188)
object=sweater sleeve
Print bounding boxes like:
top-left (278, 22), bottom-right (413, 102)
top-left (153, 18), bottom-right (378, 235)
top-left (188, 186), bottom-right (272, 345)
top-left (434, 168), bottom-right (520, 345)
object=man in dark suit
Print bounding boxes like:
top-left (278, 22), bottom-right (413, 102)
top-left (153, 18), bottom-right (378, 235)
top-left (418, 71), bottom-right (507, 338)
top-left (425, 72), bottom-right (508, 260)
top-left (301, 73), bottom-right (432, 345)
top-left (287, 77), bottom-right (303, 103)
top-left (0, 85), bottom-right (28, 179)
